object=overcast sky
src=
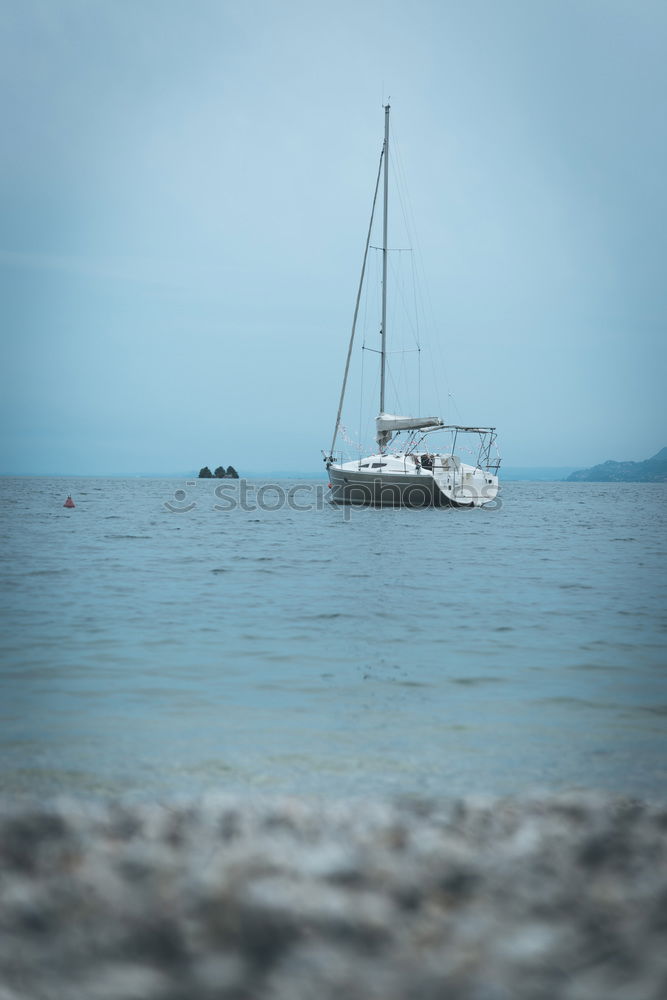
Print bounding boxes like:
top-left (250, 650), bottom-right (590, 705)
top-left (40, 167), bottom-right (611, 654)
top-left (2, 0), bottom-right (665, 475)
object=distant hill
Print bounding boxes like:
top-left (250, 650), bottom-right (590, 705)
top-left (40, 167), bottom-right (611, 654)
top-left (567, 448), bottom-right (667, 483)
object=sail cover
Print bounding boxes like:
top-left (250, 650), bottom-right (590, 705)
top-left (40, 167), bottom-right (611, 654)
top-left (376, 413), bottom-right (443, 447)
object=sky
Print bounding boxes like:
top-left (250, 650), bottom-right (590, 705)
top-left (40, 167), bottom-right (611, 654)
top-left (1, 0), bottom-right (666, 475)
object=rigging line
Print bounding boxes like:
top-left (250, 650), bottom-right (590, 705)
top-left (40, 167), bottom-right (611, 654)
top-left (398, 348), bottom-right (408, 416)
top-left (390, 132), bottom-right (418, 277)
top-left (329, 145), bottom-right (384, 458)
top-left (388, 252), bottom-right (420, 342)
top-left (392, 124), bottom-right (448, 418)
top-left (385, 139), bottom-right (423, 426)
top-left (365, 346), bottom-right (420, 355)
top-left (361, 244), bottom-right (371, 344)
top-left (410, 248), bottom-right (421, 411)
top-left (360, 365), bottom-right (380, 455)
top-left (358, 331), bottom-right (365, 455)
top-left (386, 360), bottom-right (403, 416)
top-left (409, 192), bottom-right (446, 418)
top-left (411, 249), bottom-right (420, 349)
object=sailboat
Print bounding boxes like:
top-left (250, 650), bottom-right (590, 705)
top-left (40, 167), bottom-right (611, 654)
top-left (324, 105), bottom-right (500, 509)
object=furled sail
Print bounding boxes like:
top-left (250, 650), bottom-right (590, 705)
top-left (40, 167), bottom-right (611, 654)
top-left (376, 413), bottom-right (443, 448)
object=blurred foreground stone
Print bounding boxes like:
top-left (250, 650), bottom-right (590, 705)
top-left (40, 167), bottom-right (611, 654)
top-left (0, 794), bottom-right (666, 999)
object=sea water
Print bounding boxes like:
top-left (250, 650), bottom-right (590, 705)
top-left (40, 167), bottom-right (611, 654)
top-left (1, 476), bottom-right (665, 800)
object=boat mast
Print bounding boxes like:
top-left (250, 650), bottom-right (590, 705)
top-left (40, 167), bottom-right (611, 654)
top-left (379, 103), bottom-right (389, 422)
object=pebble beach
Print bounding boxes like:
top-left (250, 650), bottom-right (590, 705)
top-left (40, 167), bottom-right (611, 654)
top-left (1, 793), bottom-right (666, 1000)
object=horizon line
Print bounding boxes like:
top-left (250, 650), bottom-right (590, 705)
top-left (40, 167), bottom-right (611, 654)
top-left (1, 465), bottom-right (583, 480)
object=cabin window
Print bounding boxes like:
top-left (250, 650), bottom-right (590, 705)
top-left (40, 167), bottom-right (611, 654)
top-left (371, 462), bottom-right (387, 468)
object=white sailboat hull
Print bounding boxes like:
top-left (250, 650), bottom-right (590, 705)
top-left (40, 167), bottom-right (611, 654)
top-left (327, 456), bottom-right (498, 509)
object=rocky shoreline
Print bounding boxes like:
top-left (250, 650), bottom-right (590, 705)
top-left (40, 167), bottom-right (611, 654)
top-left (1, 794), bottom-right (666, 999)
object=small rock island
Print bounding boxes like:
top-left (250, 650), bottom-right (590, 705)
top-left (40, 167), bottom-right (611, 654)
top-left (567, 447), bottom-right (667, 482)
top-left (199, 465), bottom-right (239, 479)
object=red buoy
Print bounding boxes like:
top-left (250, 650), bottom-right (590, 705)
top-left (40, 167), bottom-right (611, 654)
top-left (63, 495), bottom-right (75, 508)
